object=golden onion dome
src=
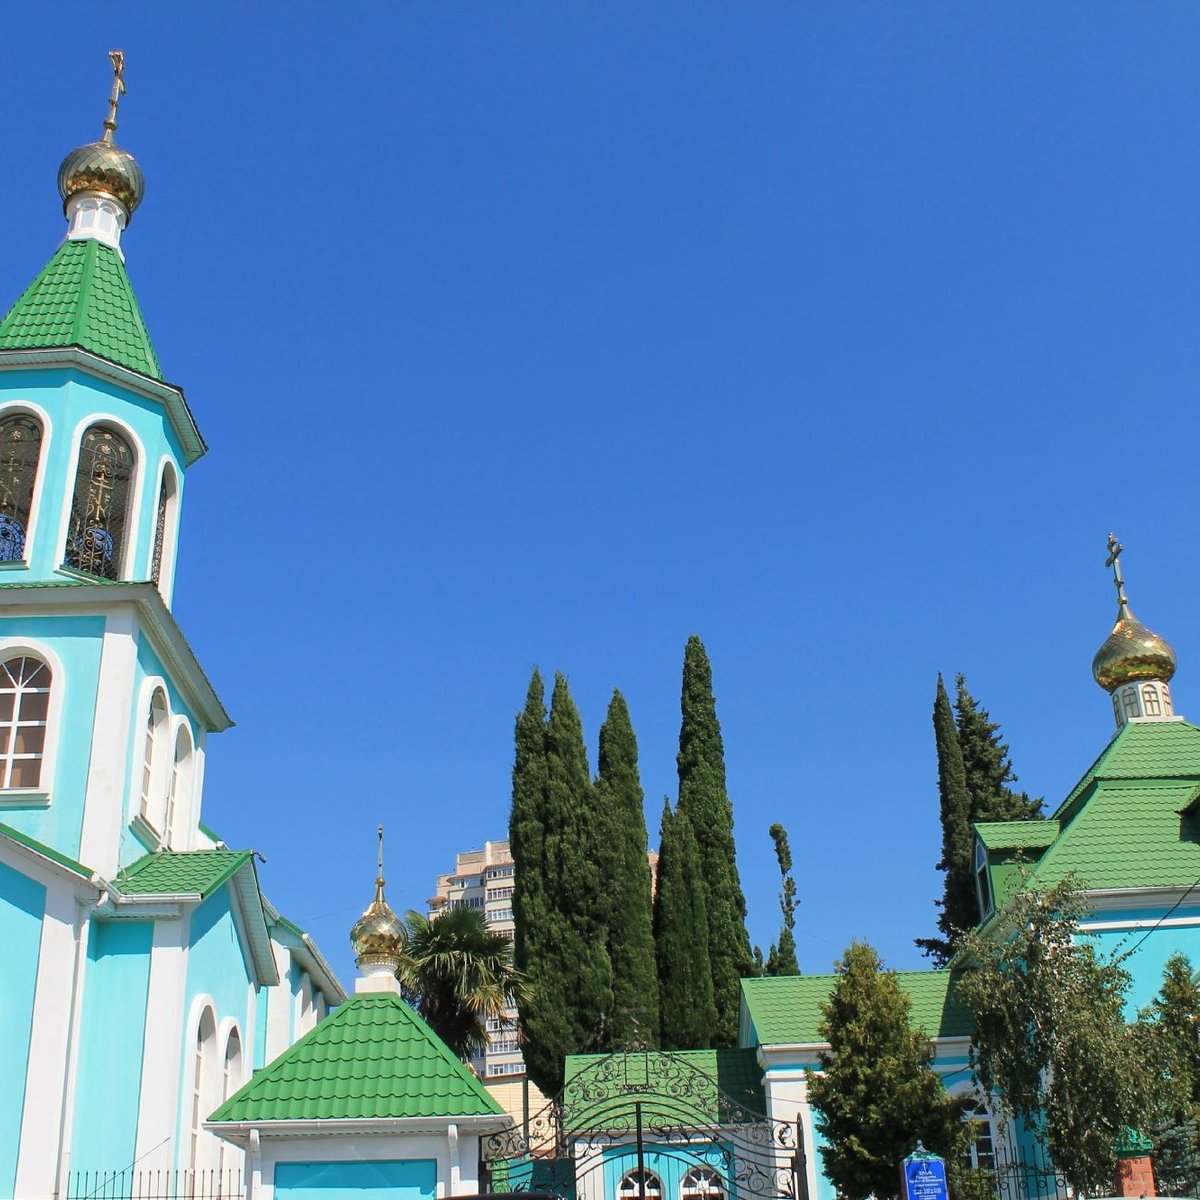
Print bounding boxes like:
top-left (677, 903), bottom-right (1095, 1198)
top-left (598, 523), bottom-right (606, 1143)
top-left (1092, 600), bottom-right (1177, 693)
top-left (58, 140), bottom-right (145, 218)
top-left (350, 877), bottom-right (406, 968)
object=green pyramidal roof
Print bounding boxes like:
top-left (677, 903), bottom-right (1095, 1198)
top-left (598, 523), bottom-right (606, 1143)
top-left (209, 993), bottom-right (505, 1124)
top-left (0, 239), bottom-right (163, 379)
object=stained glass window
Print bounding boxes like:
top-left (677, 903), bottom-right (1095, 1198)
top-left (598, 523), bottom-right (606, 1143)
top-left (150, 467), bottom-right (176, 588)
top-left (65, 425), bottom-right (134, 580)
top-left (0, 413), bottom-right (42, 563)
top-left (0, 656), bottom-right (51, 789)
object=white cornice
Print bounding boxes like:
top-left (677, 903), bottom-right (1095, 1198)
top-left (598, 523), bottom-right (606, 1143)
top-left (206, 1112), bottom-right (513, 1145)
top-left (0, 347), bottom-right (206, 465)
top-left (0, 584), bottom-right (231, 731)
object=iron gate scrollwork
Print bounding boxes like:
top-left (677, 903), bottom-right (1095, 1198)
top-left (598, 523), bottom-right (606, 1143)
top-left (483, 1050), bottom-right (804, 1200)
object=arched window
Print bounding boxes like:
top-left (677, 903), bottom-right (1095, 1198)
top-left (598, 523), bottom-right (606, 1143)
top-left (140, 688), bottom-right (168, 822)
top-left (0, 656), bottom-right (51, 789)
top-left (150, 465), bottom-right (177, 589)
top-left (964, 1101), bottom-right (995, 1171)
top-left (0, 413), bottom-right (42, 562)
top-left (190, 1007), bottom-right (218, 1172)
top-left (1122, 688), bottom-right (1141, 720)
top-left (219, 1028), bottom-right (244, 1181)
top-left (65, 424), bottom-right (134, 580)
top-left (681, 1168), bottom-right (725, 1200)
top-left (619, 1172), bottom-right (662, 1200)
top-left (1142, 685), bottom-right (1162, 717)
top-left (164, 725), bottom-right (193, 849)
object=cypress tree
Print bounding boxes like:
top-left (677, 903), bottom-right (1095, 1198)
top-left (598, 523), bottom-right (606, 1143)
top-left (955, 674), bottom-right (1043, 823)
top-left (654, 799), bottom-right (718, 1049)
top-left (809, 942), bottom-right (969, 1200)
top-left (676, 635), bottom-right (752, 1047)
top-left (764, 823), bottom-right (799, 976)
top-left (595, 690), bottom-right (659, 1048)
top-left (545, 673), bottom-right (614, 1070)
top-left (509, 670), bottom-right (571, 1094)
top-left (916, 674), bottom-right (976, 964)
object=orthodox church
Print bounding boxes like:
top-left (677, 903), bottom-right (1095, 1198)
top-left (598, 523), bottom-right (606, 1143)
top-left (0, 55), bottom-right (346, 1200)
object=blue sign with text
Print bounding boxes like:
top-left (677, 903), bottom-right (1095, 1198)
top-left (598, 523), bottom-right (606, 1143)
top-left (901, 1152), bottom-right (949, 1200)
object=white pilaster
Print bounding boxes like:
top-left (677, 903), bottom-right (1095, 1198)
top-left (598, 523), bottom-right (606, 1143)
top-left (132, 915), bottom-right (190, 1172)
top-left (79, 607), bottom-right (139, 877)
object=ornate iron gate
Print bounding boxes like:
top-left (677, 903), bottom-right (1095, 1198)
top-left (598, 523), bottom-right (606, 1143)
top-left (482, 1050), bottom-right (804, 1200)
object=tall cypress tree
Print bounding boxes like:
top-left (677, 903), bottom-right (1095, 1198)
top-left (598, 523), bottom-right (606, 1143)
top-left (595, 690), bottom-right (659, 1048)
top-left (676, 635), bottom-right (752, 1047)
top-left (654, 800), bottom-right (718, 1049)
top-left (955, 675), bottom-right (1043, 823)
top-left (509, 670), bottom-right (570, 1093)
top-left (915, 674), bottom-right (976, 964)
top-left (545, 673), bottom-right (614, 1072)
top-left (764, 822), bottom-right (800, 976)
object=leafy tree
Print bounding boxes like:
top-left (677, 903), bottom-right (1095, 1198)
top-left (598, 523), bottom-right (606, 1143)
top-left (398, 907), bottom-right (526, 1060)
top-left (956, 878), bottom-right (1151, 1195)
top-left (764, 822), bottom-right (799, 976)
top-left (809, 942), bottom-right (970, 1200)
top-left (595, 690), bottom-right (660, 1048)
top-left (676, 635), bottom-right (752, 1046)
top-left (955, 675), bottom-right (1043, 824)
top-left (916, 674), bottom-right (976, 964)
top-left (654, 799), bottom-right (718, 1049)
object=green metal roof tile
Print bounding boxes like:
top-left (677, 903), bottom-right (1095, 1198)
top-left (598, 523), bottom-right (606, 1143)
top-left (0, 820), bottom-right (91, 878)
top-left (741, 969), bottom-right (972, 1046)
top-left (0, 239), bottom-right (163, 379)
top-left (975, 820), bottom-right (1060, 852)
top-left (562, 1049), bottom-right (765, 1126)
top-left (210, 993), bottom-right (504, 1123)
top-left (115, 849), bottom-right (251, 897)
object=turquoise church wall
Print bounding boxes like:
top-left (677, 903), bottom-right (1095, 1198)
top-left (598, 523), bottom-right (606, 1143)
top-left (0, 862), bottom-right (45, 1200)
top-left (255, 984), bottom-right (269, 1068)
top-left (274, 1159), bottom-right (437, 1198)
top-left (0, 613), bottom-right (105, 858)
top-left (1088, 916), bottom-right (1200, 1014)
top-left (601, 1142), bottom-right (736, 1199)
top-left (71, 920), bottom-right (153, 1175)
top-left (0, 367), bottom-right (187, 586)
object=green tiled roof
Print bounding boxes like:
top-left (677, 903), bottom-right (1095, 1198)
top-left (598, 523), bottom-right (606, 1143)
top-left (115, 849), bottom-right (252, 897)
top-left (0, 820), bottom-right (91, 878)
top-left (209, 993), bottom-right (504, 1123)
top-left (742, 969), bottom-right (972, 1046)
top-left (975, 820), bottom-right (1060, 851)
top-left (562, 1049), bottom-right (765, 1127)
top-left (0, 239), bottom-right (163, 379)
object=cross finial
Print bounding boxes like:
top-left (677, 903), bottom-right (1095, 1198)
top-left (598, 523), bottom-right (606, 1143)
top-left (376, 823), bottom-right (385, 885)
top-left (102, 50), bottom-right (126, 144)
top-left (1106, 532), bottom-right (1129, 610)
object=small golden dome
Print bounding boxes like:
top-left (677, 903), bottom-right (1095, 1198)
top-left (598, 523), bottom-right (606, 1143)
top-left (350, 877), bottom-right (406, 968)
top-left (58, 140), bottom-right (145, 218)
top-left (1092, 601), bottom-right (1177, 692)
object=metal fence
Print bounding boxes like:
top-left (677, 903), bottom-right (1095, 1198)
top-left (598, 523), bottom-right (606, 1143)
top-left (65, 1167), bottom-right (243, 1200)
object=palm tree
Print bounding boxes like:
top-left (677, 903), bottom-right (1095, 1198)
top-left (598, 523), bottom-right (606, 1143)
top-left (398, 907), bottom-right (527, 1061)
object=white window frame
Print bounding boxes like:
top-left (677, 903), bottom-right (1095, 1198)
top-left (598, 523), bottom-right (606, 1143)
top-left (147, 457), bottom-right (182, 602)
top-left (0, 640), bottom-right (64, 806)
top-left (681, 1167), bottom-right (725, 1200)
top-left (188, 1002), bottom-right (219, 1174)
top-left (163, 720), bottom-right (194, 851)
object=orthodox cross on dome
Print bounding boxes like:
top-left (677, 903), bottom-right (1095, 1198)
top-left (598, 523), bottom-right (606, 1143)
top-left (377, 823), bottom-right (385, 887)
top-left (1106, 532), bottom-right (1129, 610)
top-left (102, 50), bottom-right (126, 144)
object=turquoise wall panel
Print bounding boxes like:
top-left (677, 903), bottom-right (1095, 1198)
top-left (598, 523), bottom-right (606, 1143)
top-left (70, 919), bottom-right (153, 1175)
top-left (0, 368), bottom-right (187, 586)
top-left (1089, 922), bottom-right (1200, 1013)
top-left (0, 861), bottom-right (45, 1200)
top-left (274, 1158), bottom-right (437, 1198)
top-left (601, 1143), bottom-right (737, 1200)
top-left (255, 985), bottom-right (269, 1068)
top-left (0, 613), bottom-right (105, 858)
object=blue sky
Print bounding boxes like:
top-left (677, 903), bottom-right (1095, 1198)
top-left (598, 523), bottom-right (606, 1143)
top-left (7, 5), bottom-right (1200, 989)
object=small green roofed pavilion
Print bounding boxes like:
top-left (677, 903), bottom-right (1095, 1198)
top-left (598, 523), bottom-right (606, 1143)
top-left (208, 992), bottom-right (507, 1131)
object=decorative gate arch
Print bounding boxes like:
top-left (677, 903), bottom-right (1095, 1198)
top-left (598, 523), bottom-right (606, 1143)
top-left (482, 1049), bottom-right (806, 1200)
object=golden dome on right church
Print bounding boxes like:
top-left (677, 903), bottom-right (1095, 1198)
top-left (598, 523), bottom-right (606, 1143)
top-left (1092, 604), bottom-right (1177, 693)
top-left (350, 826), bottom-right (405, 970)
top-left (1091, 533), bottom-right (1177, 694)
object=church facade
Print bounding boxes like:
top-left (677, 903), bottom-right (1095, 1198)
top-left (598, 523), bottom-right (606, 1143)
top-left (0, 56), bottom-right (344, 1200)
